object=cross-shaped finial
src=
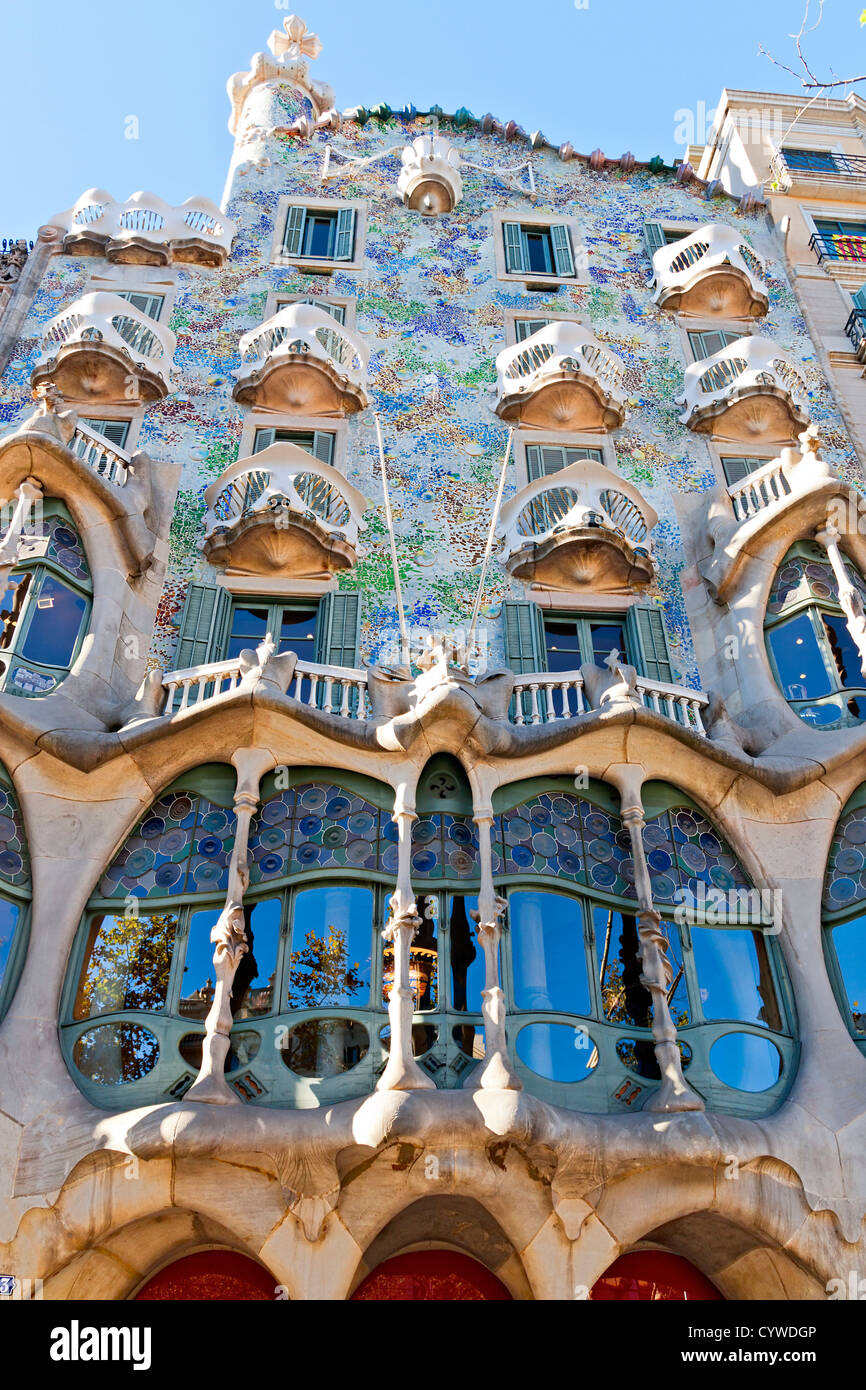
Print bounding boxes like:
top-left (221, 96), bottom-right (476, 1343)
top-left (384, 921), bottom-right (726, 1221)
top-left (268, 15), bottom-right (323, 63)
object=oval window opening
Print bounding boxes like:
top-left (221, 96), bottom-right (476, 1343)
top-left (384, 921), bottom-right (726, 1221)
top-left (281, 1018), bottom-right (369, 1077)
top-left (516, 1021), bottom-right (598, 1083)
top-left (710, 1032), bottom-right (782, 1092)
top-left (178, 1030), bottom-right (261, 1072)
top-left (617, 1037), bottom-right (692, 1078)
top-left (73, 1022), bottom-right (159, 1085)
top-left (380, 1023), bottom-right (438, 1057)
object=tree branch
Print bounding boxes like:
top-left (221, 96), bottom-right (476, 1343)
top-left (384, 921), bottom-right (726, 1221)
top-left (760, 0), bottom-right (866, 91)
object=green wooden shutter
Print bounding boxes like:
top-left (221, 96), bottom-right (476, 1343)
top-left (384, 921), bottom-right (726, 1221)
top-left (334, 207), bottom-right (356, 261)
top-left (253, 428), bottom-right (274, 454)
top-left (515, 317), bottom-right (551, 342)
top-left (643, 222), bottom-right (668, 259)
top-left (312, 431), bottom-right (335, 465)
top-left (174, 583), bottom-right (232, 670)
top-left (626, 604), bottom-right (673, 683)
top-left (854, 286), bottom-right (866, 313)
top-left (502, 600), bottom-right (547, 673)
top-left (551, 224), bottom-right (576, 277)
top-left (283, 205), bottom-right (307, 256)
top-left (503, 221), bottom-right (528, 273)
top-left (316, 591), bottom-right (361, 668)
top-left (525, 444), bottom-right (544, 482)
top-left (80, 417), bottom-right (130, 448)
top-left (115, 290), bottom-right (164, 321)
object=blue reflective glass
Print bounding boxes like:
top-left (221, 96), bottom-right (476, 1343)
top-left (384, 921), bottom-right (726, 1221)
top-left (288, 884), bottom-right (372, 1007)
top-left (0, 897), bottom-right (21, 992)
top-left (179, 907), bottom-right (221, 1018)
top-left (767, 613), bottom-right (832, 701)
top-left (516, 1021), bottom-right (597, 1082)
top-left (448, 894), bottom-right (485, 1012)
top-left (710, 1033), bottom-right (781, 1092)
top-left (234, 898), bottom-right (281, 1018)
top-left (830, 915), bottom-right (866, 1036)
top-left (20, 574), bottom-right (86, 667)
top-left (510, 890), bottom-right (590, 1014)
top-left (822, 613), bottom-right (865, 691)
top-left (690, 927), bottom-right (780, 1026)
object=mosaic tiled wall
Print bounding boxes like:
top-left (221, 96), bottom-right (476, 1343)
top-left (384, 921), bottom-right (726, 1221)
top-left (1, 77), bottom-right (862, 687)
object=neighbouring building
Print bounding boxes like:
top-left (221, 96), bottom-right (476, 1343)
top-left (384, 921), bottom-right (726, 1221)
top-left (0, 19), bottom-right (864, 1301)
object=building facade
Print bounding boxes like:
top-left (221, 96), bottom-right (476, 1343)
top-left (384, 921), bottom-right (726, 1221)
top-left (0, 19), bottom-right (865, 1300)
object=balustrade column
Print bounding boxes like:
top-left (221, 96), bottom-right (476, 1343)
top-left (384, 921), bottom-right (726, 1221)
top-left (377, 782), bottom-right (435, 1092)
top-left (186, 748), bottom-right (272, 1104)
top-left (465, 810), bottom-right (521, 1091)
top-left (815, 517), bottom-right (866, 678)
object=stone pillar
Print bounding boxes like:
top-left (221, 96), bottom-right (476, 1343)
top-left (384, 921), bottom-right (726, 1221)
top-left (0, 476), bottom-right (43, 590)
top-left (607, 764), bottom-right (704, 1113)
top-left (815, 517), bottom-right (866, 678)
top-left (186, 748), bottom-right (273, 1104)
top-left (377, 781), bottom-right (435, 1092)
top-left (465, 809), bottom-right (521, 1090)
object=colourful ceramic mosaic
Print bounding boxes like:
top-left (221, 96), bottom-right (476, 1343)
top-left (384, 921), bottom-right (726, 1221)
top-left (98, 790), bottom-right (236, 899)
top-left (0, 776), bottom-right (31, 890)
top-left (823, 802), bottom-right (866, 912)
top-left (1, 87), bottom-right (861, 687)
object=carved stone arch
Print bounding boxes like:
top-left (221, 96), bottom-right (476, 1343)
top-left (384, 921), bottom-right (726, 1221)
top-left (348, 1194), bottom-right (532, 1299)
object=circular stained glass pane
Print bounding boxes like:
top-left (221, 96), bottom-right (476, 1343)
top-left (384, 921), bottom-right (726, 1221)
top-left (584, 813), bottom-right (610, 837)
top-left (552, 796), bottom-right (577, 819)
top-left (843, 818), bottom-right (866, 845)
top-left (413, 820), bottom-right (439, 845)
top-left (140, 817), bottom-right (164, 841)
top-left (674, 811), bottom-right (699, 836)
top-left (347, 839), bottom-right (374, 866)
top-left (412, 849), bottom-right (438, 874)
top-left (261, 798), bottom-right (290, 825)
top-left (323, 825), bottom-right (347, 848)
top-left (448, 821), bottom-right (473, 846)
top-left (73, 1023), bottom-right (159, 1085)
top-left (126, 848), bottom-right (155, 877)
top-left (710, 1033), bottom-right (782, 1092)
top-left (258, 827), bottom-right (285, 850)
top-left (642, 823), bottom-right (667, 846)
top-left (201, 811), bottom-right (228, 833)
top-left (651, 873), bottom-right (677, 901)
top-left (159, 829), bottom-right (187, 856)
top-left (192, 862), bottom-right (222, 887)
top-left (836, 848), bottom-right (863, 874)
top-left (590, 862), bottom-right (617, 889)
top-left (507, 817), bottom-right (532, 841)
top-left (556, 850), bottom-right (582, 876)
top-left (258, 853), bottom-right (284, 875)
top-left (708, 865), bottom-right (736, 891)
top-left (449, 850), bottom-right (474, 875)
top-left (298, 815), bottom-right (322, 837)
top-left (168, 797), bottom-right (193, 822)
top-left (555, 823), bottom-right (579, 848)
top-left (532, 832), bottom-right (557, 858)
top-left (381, 845), bottom-right (399, 873)
top-left (699, 831), bottom-right (722, 855)
top-left (0, 815), bottom-right (16, 842)
top-left (348, 812), bottom-right (376, 836)
top-left (281, 1018), bottom-right (369, 1078)
top-left (827, 877), bottom-right (858, 905)
top-left (295, 843), bottom-right (320, 866)
top-left (679, 845), bottom-right (707, 873)
top-left (511, 844), bottom-right (534, 869)
top-left (0, 850), bottom-right (23, 877)
top-left (516, 1022), bottom-right (597, 1083)
top-left (54, 526), bottom-right (78, 548)
top-left (299, 786), bottom-right (328, 811)
top-left (325, 796), bottom-right (352, 819)
top-left (198, 835), bottom-right (223, 859)
top-left (589, 838), bottom-right (614, 863)
top-left (647, 849), bottom-right (672, 873)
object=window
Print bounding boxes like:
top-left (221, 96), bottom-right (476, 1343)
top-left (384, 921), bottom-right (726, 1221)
top-left (718, 454), bottom-right (773, 486)
top-left (227, 599), bottom-right (319, 663)
top-left (282, 205), bottom-right (357, 263)
top-left (252, 428), bottom-right (335, 464)
top-left (0, 506), bottom-right (92, 697)
top-left (503, 221), bottom-right (575, 278)
top-left (514, 317), bottom-right (555, 343)
top-left (823, 788), bottom-right (866, 1054)
top-left (0, 766), bottom-right (31, 1024)
top-left (280, 298), bottom-right (347, 326)
top-left (78, 417), bottom-right (131, 449)
top-left (687, 328), bottom-right (742, 361)
top-left (525, 443), bottom-right (605, 481)
top-left (113, 290), bottom-right (165, 321)
top-left (765, 540), bottom-right (866, 728)
top-left (503, 601), bottom-right (673, 683)
top-left (783, 148), bottom-right (840, 172)
top-left (643, 222), bottom-right (698, 257)
top-left (543, 614), bottom-right (628, 674)
top-left (812, 217), bottom-right (866, 262)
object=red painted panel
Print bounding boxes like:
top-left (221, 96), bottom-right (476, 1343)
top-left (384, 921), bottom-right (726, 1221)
top-left (134, 1250), bottom-right (275, 1301)
top-left (351, 1250), bottom-right (512, 1301)
top-left (591, 1251), bottom-right (723, 1301)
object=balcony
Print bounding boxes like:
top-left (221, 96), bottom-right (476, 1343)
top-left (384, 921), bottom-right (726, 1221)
top-left (678, 335), bottom-right (809, 443)
top-left (30, 292), bottom-right (175, 403)
top-left (846, 308), bottom-right (866, 363)
top-left (772, 148), bottom-right (866, 200)
top-left (809, 231), bottom-right (866, 268)
top-left (233, 303), bottom-right (369, 416)
top-left (51, 189), bottom-right (236, 266)
top-left (494, 322), bottom-right (627, 432)
top-left (700, 432), bottom-right (842, 602)
top-left (511, 668), bottom-right (708, 734)
top-left (202, 441), bottom-right (368, 577)
top-left (496, 459), bottom-right (656, 591)
top-left (651, 224), bottom-right (768, 319)
top-left (163, 653), bottom-right (371, 717)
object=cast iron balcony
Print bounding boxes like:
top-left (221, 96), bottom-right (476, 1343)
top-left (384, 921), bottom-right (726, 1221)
top-left (494, 322), bottom-right (627, 432)
top-left (651, 224), bottom-right (768, 319)
top-left (809, 231), bottom-right (866, 267)
top-left (202, 440), bottom-right (368, 577)
top-left (772, 147), bottom-right (866, 198)
top-left (51, 189), bottom-right (236, 266)
top-left (678, 334), bottom-right (809, 442)
top-left (845, 307), bottom-right (866, 362)
top-left (496, 458), bottom-right (656, 591)
top-left (233, 303), bottom-right (369, 415)
top-left (30, 292), bottom-right (176, 403)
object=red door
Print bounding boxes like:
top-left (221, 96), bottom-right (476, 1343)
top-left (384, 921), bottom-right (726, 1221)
top-left (351, 1251), bottom-right (512, 1301)
top-left (591, 1251), bottom-right (723, 1300)
top-left (135, 1251), bottom-right (275, 1300)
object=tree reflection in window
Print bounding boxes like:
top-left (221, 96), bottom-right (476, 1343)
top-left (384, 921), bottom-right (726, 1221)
top-left (74, 911), bottom-right (177, 1019)
top-left (287, 884), bottom-right (371, 1008)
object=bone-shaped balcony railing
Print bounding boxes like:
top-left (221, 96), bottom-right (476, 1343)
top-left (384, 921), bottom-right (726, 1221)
top-left (495, 320), bottom-right (626, 408)
top-left (651, 223), bottom-right (767, 307)
top-left (69, 421), bottom-right (131, 486)
top-left (161, 654), bottom-right (370, 718)
top-left (678, 334), bottom-right (808, 425)
top-left (236, 302), bottom-right (370, 389)
top-left (32, 291), bottom-right (176, 390)
top-left (510, 669), bottom-right (708, 732)
top-left (203, 441), bottom-right (368, 549)
top-left (497, 459), bottom-right (657, 559)
top-left (51, 189), bottom-right (236, 259)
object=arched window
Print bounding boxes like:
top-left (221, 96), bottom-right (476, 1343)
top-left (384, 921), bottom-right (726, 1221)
top-left (134, 1251), bottom-right (276, 1301)
top-left (823, 786), bottom-right (866, 1055)
top-left (351, 1252), bottom-right (512, 1301)
top-left (0, 766), bottom-right (32, 1021)
top-left (590, 1251), bottom-right (722, 1301)
top-left (0, 503), bottom-right (91, 697)
top-left (765, 540), bottom-right (866, 728)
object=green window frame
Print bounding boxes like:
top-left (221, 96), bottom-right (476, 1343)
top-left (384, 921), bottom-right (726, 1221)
top-left (687, 328), bottom-right (742, 361)
top-left (503, 221), bottom-right (576, 278)
top-left (78, 417), bottom-right (131, 449)
top-left (525, 443), bottom-right (605, 481)
top-left (252, 428), bottom-right (335, 463)
top-left (643, 222), bottom-right (694, 258)
top-left (719, 454), bottom-right (774, 486)
top-left (282, 205), bottom-right (357, 262)
top-left (514, 317), bottom-right (555, 343)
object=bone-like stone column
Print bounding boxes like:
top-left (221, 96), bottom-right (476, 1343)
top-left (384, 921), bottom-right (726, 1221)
top-left (606, 764), bottom-right (704, 1113)
top-left (377, 779), bottom-right (435, 1092)
top-left (0, 476), bottom-right (43, 590)
top-left (465, 808), bottom-right (521, 1090)
top-left (185, 747), bottom-right (273, 1104)
top-left (815, 517), bottom-right (866, 678)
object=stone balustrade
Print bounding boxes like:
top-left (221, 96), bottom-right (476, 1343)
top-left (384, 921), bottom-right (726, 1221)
top-left (50, 189), bottom-right (236, 266)
top-left (494, 321), bottom-right (627, 431)
top-left (234, 302), bottom-right (369, 414)
top-left (651, 223), bottom-right (768, 317)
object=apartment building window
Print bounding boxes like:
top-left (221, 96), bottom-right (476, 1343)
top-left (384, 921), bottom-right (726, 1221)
top-left (503, 222), bottom-right (575, 278)
top-left (812, 217), bottom-right (866, 263)
top-left (783, 148), bottom-right (840, 173)
top-left (687, 328), bottom-right (742, 361)
top-left (226, 599), bottom-right (320, 663)
top-left (174, 585), bottom-right (360, 673)
top-left (525, 443), bottom-right (605, 481)
top-left (252, 428), bottom-right (335, 464)
top-left (282, 205), bottom-right (357, 262)
top-left (113, 290), bottom-right (165, 320)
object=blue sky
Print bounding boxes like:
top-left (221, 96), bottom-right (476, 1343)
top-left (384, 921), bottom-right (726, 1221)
top-left (1, 0), bottom-right (863, 236)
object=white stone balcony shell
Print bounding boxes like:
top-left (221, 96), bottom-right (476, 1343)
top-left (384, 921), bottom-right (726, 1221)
top-left (233, 303), bottom-right (369, 415)
top-left (397, 135), bottom-right (463, 214)
top-left (496, 459), bottom-right (657, 591)
top-left (678, 334), bottom-right (809, 443)
top-left (651, 224), bottom-right (768, 318)
top-left (494, 322), bottom-right (627, 431)
top-left (30, 291), bottom-right (176, 403)
top-left (202, 441), bottom-right (368, 577)
top-left (50, 189), bottom-right (236, 266)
